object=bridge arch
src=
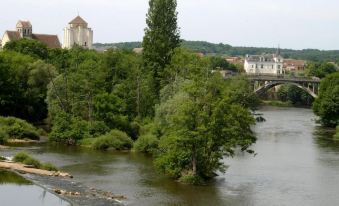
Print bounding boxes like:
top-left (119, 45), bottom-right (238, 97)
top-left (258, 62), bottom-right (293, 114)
top-left (255, 81), bottom-right (318, 98)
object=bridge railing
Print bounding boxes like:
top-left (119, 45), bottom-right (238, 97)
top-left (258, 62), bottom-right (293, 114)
top-left (243, 73), bottom-right (320, 82)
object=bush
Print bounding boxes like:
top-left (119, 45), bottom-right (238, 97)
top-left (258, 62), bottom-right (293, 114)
top-left (134, 134), bottom-right (159, 154)
top-left (49, 113), bottom-right (91, 145)
top-left (334, 125), bottom-right (339, 140)
top-left (13, 152), bottom-right (30, 163)
top-left (0, 116), bottom-right (40, 140)
top-left (179, 174), bottom-right (204, 185)
top-left (92, 129), bottom-right (133, 151)
top-left (13, 152), bottom-right (58, 171)
top-left (0, 129), bottom-right (9, 144)
top-left (41, 163), bottom-right (58, 171)
top-left (22, 157), bottom-right (42, 168)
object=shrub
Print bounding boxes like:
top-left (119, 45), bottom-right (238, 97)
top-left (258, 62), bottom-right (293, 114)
top-left (0, 116), bottom-right (40, 140)
top-left (92, 129), bottom-right (133, 151)
top-left (0, 129), bottom-right (9, 144)
top-left (49, 113), bottom-right (90, 145)
top-left (41, 163), bottom-right (58, 171)
top-left (13, 152), bottom-right (30, 162)
top-left (22, 157), bottom-right (42, 168)
top-left (334, 125), bottom-right (339, 140)
top-left (13, 152), bottom-right (58, 171)
top-left (179, 174), bottom-right (204, 185)
top-left (134, 134), bottom-right (159, 154)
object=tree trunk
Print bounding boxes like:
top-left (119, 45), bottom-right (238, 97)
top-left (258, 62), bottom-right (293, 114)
top-left (192, 145), bottom-right (197, 176)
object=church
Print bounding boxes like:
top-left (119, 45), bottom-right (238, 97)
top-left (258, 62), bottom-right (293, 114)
top-left (63, 16), bottom-right (93, 49)
top-left (0, 20), bottom-right (61, 49)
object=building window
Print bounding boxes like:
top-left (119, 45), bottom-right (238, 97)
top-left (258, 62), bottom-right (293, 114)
top-left (84, 42), bottom-right (87, 46)
top-left (278, 65), bottom-right (281, 69)
top-left (261, 64), bottom-right (264, 69)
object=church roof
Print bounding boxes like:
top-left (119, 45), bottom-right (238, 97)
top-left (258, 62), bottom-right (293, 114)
top-left (32, 34), bottom-right (61, 49)
top-left (17, 20), bottom-right (32, 28)
top-left (4, 31), bottom-right (21, 41)
top-left (69, 16), bottom-right (87, 25)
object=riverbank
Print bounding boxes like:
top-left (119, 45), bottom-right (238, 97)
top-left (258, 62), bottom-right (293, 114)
top-left (0, 155), bottom-right (125, 206)
top-left (20, 173), bottom-right (125, 206)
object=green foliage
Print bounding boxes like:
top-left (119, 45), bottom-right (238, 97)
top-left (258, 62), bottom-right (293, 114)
top-left (13, 152), bottom-right (30, 163)
top-left (306, 62), bottom-right (338, 78)
top-left (94, 40), bottom-right (339, 64)
top-left (143, 0), bottom-right (181, 96)
top-left (209, 56), bottom-right (237, 71)
top-left (91, 129), bottom-right (133, 151)
top-left (334, 125), bottom-right (339, 140)
top-left (41, 163), bottom-right (58, 171)
top-left (0, 51), bottom-right (57, 121)
top-left (22, 157), bottom-right (42, 168)
top-left (4, 38), bottom-right (49, 59)
top-left (178, 174), bottom-right (205, 185)
top-left (277, 85), bottom-right (314, 106)
top-left (155, 74), bottom-right (256, 181)
top-left (49, 112), bottom-right (91, 144)
top-left (0, 129), bottom-right (9, 144)
top-left (224, 76), bottom-right (261, 110)
top-left (0, 116), bottom-right (40, 140)
top-left (134, 134), bottom-right (159, 154)
top-left (313, 72), bottom-right (339, 127)
top-left (13, 152), bottom-right (58, 171)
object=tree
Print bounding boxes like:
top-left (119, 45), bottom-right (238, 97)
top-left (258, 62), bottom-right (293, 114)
top-left (306, 62), bottom-right (338, 78)
top-left (154, 74), bottom-right (256, 183)
top-left (142, 0), bottom-right (181, 96)
top-left (313, 72), bottom-right (339, 127)
top-left (4, 38), bottom-right (48, 60)
top-left (0, 51), bottom-right (57, 122)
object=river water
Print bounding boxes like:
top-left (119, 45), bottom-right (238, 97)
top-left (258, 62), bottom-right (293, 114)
top-left (1, 107), bottom-right (339, 206)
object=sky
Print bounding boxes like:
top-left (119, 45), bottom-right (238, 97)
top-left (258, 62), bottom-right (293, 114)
top-left (1, 0), bottom-right (339, 50)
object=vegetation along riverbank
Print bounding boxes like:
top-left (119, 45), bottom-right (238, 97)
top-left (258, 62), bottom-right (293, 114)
top-left (0, 0), bottom-right (338, 187)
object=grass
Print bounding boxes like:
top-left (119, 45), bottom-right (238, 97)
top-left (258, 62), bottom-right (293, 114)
top-left (13, 152), bottom-right (58, 171)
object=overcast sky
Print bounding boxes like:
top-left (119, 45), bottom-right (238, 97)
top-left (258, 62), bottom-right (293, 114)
top-left (1, 0), bottom-right (339, 50)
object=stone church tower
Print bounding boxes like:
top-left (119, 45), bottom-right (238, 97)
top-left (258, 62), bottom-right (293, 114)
top-left (63, 16), bottom-right (93, 49)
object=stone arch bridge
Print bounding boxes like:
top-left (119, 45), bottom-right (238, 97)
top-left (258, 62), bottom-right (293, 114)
top-left (246, 74), bottom-right (321, 98)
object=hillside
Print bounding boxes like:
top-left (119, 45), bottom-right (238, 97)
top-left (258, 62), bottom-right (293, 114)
top-left (93, 40), bottom-right (339, 63)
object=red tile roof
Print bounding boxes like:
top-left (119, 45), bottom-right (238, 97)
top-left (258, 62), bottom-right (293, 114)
top-left (5, 31), bottom-right (21, 41)
top-left (32, 34), bottom-right (61, 48)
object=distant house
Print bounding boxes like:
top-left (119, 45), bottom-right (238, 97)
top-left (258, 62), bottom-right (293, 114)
top-left (244, 50), bottom-right (284, 75)
top-left (283, 59), bottom-right (307, 71)
top-left (63, 16), bottom-right (93, 49)
top-left (1, 20), bottom-right (61, 49)
top-left (133, 48), bottom-right (143, 54)
top-left (225, 56), bottom-right (243, 65)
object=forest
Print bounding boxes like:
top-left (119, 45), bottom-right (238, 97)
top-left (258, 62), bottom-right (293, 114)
top-left (93, 40), bottom-right (339, 63)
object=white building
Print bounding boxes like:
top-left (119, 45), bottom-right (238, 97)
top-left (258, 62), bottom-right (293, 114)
top-left (244, 51), bottom-right (284, 75)
top-left (63, 16), bottom-right (93, 49)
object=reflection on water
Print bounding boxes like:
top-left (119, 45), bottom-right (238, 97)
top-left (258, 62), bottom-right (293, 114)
top-left (0, 170), bottom-right (71, 206)
top-left (1, 106), bottom-right (339, 206)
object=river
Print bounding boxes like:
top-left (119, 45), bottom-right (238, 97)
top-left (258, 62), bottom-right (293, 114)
top-left (1, 106), bottom-right (339, 206)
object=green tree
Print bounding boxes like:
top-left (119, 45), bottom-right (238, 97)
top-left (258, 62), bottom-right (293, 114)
top-left (307, 62), bottom-right (337, 78)
top-left (4, 38), bottom-right (48, 59)
top-left (154, 74), bottom-right (256, 183)
top-left (313, 72), bottom-right (339, 127)
top-left (0, 51), bottom-right (57, 121)
top-left (142, 0), bottom-right (181, 96)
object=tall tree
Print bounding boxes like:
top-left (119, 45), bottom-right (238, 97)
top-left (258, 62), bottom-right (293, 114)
top-left (142, 0), bottom-right (181, 96)
top-left (313, 72), bottom-right (339, 127)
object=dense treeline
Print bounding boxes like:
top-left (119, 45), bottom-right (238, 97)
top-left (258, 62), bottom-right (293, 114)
top-left (93, 40), bottom-right (339, 63)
